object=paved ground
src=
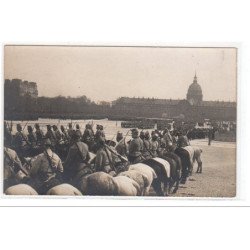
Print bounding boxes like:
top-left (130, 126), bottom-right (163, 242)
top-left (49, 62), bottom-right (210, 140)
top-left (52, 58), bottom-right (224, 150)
top-left (152, 139), bottom-right (236, 197)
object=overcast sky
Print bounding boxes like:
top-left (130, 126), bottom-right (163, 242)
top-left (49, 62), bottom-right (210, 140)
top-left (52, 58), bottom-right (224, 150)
top-left (4, 46), bottom-right (237, 103)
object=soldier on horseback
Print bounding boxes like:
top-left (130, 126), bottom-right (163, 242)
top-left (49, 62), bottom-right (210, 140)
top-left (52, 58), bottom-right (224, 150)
top-left (128, 128), bottom-right (144, 164)
top-left (4, 146), bottom-right (27, 191)
top-left (176, 131), bottom-right (190, 148)
top-left (27, 125), bottom-right (37, 147)
top-left (45, 125), bottom-right (57, 148)
top-left (115, 131), bottom-right (128, 157)
top-left (95, 136), bottom-right (116, 176)
top-left (26, 138), bottom-right (63, 194)
top-left (75, 124), bottom-right (82, 138)
top-left (35, 123), bottom-right (44, 146)
top-left (67, 123), bottom-right (74, 139)
top-left (82, 124), bottom-right (95, 150)
top-left (12, 124), bottom-right (28, 157)
top-left (4, 121), bottom-right (13, 147)
top-left (53, 125), bottom-right (63, 143)
top-left (151, 132), bottom-right (159, 157)
top-left (64, 130), bottom-right (91, 182)
top-left (142, 131), bottom-right (152, 159)
top-left (60, 125), bottom-right (70, 142)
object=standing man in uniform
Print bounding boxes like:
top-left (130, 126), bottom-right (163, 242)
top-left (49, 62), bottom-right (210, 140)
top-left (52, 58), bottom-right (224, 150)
top-left (208, 128), bottom-right (213, 146)
top-left (128, 128), bottom-right (144, 164)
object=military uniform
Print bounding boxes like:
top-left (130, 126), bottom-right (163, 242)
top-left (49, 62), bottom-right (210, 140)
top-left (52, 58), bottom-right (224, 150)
top-left (95, 146), bottom-right (115, 173)
top-left (67, 128), bottom-right (74, 138)
top-left (75, 129), bottom-right (82, 137)
top-left (35, 128), bottom-right (44, 145)
top-left (4, 125), bottom-right (13, 147)
top-left (29, 148), bottom-right (63, 194)
top-left (150, 139), bottom-right (159, 157)
top-left (54, 128), bottom-right (62, 143)
top-left (13, 131), bottom-right (28, 156)
top-left (208, 129), bottom-right (213, 146)
top-left (64, 140), bottom-right (90, 180)
top-left (142, 139), bottom-right (152, 159)
top-left (116, 140), bottom-right (128, 157)
top-left (163, 130), bottom-right (173, 148)
top-left (45, 129), bottom-right (57, 147)
top-left (28, 131), bottom-right (37, 146)
top-left (128, 137), bottom-right (144, 164)
top-left (4, 147), bottom-right (25, 191)
top-left (61, 130), bottom-right (70, 142)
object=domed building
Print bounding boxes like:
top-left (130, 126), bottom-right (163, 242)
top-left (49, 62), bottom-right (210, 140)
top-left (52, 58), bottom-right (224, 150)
top-left (111, 72), bottom-right (236, 121)
top-left (186, 73), bottom-right (203, 105)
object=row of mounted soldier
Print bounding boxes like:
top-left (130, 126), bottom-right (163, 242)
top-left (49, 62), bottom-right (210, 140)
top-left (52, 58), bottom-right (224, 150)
top-left (4, 121), bottom-right (201, 195)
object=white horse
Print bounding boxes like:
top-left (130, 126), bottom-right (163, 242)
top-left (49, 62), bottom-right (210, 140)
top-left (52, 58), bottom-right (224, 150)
top-left (46, 184), bottom-right (82, 195)
top-left (183, 146), bottom-right (203, 174)
top-left (5, 184), bottom-right (38, 195)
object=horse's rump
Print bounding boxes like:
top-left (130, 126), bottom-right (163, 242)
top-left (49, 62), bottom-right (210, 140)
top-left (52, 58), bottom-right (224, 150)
top-left (183, 146), bottom-right (195, 164)
top-left (5, 184), bottom-right (38, 195)
top-left (47, 183), bottom-right (82, 195)
top-left (143, 158), bottom-right (169, 179)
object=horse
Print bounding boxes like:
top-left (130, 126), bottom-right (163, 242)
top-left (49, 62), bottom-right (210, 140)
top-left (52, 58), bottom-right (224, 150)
top-left (190, 146), bottom-right (203, 173)
top-left (46, 183), bottom-right (82, 195)
top-left (118, 169), bottom-right (151, 195)
top-left (5, 184), bottom-right (38, 195)
top-left (142, 157), bottom-right (180, 196)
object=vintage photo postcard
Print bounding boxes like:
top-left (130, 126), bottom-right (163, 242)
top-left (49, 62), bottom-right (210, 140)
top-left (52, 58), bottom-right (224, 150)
top-left (3, 46), bottom-right (237, 198)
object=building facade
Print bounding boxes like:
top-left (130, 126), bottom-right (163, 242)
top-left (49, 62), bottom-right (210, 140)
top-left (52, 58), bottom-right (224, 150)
top-left (111, 74), bottom-right (236, 121)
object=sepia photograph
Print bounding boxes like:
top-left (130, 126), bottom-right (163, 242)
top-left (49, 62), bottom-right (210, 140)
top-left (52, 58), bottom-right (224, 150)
top-left (3, 45), bottom-right (237, 197)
